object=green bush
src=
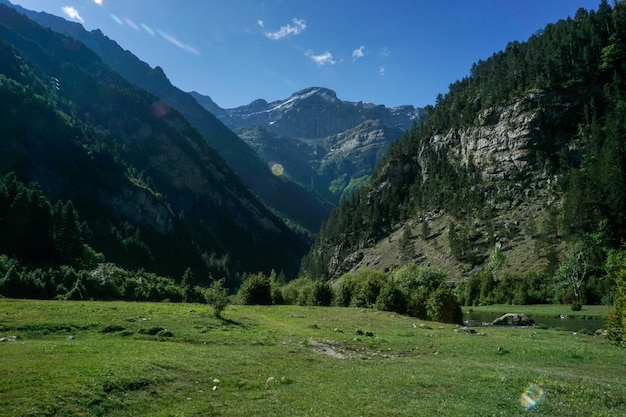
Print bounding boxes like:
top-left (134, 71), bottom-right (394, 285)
top-left (426, 284), bottom-right (463, 324)
top-left (237, 273), bottom-right (272, 305)
top-left (406, 289), bottom-right (429, 319)
top-left (333, 270), bottom-right (387, 307)
top-left (310, 280), bottom-right (333, 306)
top-left (395, 265), bottom-right (445, 293)
top-left (571, 300), bottom-right (583, 311)
top-left (375, 282), bottom-right (406, 314)
top-left (606, 249), bottom-right (626, 346)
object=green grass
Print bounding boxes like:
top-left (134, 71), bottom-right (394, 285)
top-left (1, 299), bottom-right (625, 416)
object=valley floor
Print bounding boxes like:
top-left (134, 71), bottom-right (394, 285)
top-left (1, 299), bottom-right (625, 416)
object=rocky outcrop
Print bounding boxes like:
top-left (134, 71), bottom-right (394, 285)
top-left (428, 93), bottom-right (554, 183)
top-left (109, 186), bottom-right (174, 235)
top-left (492, 313), bottom-right (535, 326)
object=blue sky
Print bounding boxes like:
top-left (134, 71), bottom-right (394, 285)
top-left (10, 0), bottom-right (601, 109)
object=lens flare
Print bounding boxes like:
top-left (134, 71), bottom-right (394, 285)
top-left (269, 162), bottom-right (284, 176)
top-left (157, 30), bottom-right (200, 55)
top-left (520, 384), bottom-right (545, 410)
top-left (124, 17), bottom-right (140, 31)
top-left (140, 23), bottom-right (156, 36)
top-left (110, 14), bottom-right (123, 25)
top-left (94, 0), bottom-right (103, 5)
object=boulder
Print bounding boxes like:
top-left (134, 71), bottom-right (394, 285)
top-left (492, 313), bottom-right (534, 326)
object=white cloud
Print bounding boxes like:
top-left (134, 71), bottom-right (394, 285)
top-left (62, 6), bottom-right (84, 24)
top-left (352, 45), bottom-right (365, 60)
top-left (265, 18), bottom-right (307, 40)
top-left (257, 20), bottom-right (264, 28)
top-left (306, 50), bottom-right (336, 67)
top-left (379, 66), bottom-right (386, 76)
top-left (379, 47), bottom-right (391, 57)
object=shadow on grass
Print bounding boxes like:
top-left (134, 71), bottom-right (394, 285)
top-left (217, 316), bottom-right (245, 328)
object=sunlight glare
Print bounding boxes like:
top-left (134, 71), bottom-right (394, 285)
top-left (269, 162), bottom-right (284, 176)
top-left (520, 384), bottom-right (545, 411)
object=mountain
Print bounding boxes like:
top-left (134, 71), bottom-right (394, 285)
top-left (0, 0), bottom-right (332, 233)
top-left (302, 1), bottom-right (626, 305)
top-left (0, 4), bottom-right (308, 285)
top-left (191, 87), bottom-right (423, 202)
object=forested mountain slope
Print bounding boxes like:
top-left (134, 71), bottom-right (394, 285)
top-left (0, 5), bottom-right (307, 285)
top-left (0, 0), bottom-right (333, 233)
top-left (303, 1), bottom-right (626, 303)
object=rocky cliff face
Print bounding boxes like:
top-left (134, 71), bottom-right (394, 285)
top-left (434, 93), bottom-right (544, 181)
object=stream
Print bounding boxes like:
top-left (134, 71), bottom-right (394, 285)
top-left (463, 310), bottom-right (605, 332)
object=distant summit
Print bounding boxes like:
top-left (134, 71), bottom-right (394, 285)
top-left (192, 87), bottom-right (422, 139)
top-left (191, 88), bottom-right (423, 202)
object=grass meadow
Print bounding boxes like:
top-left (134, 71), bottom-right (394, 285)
top-left (1, 299), bottom-right (625, 416)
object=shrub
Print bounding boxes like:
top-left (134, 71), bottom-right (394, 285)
top-left (375, 282), bottom-right (406, 314)
top-left (334, 273), bottom-right (359, 306)
top-left (358, 272), bottom-right (387, 307)
top-left (139, 326), bottom-right (165, 335)
top-left (156, 329), bottom-right (174, 338)
top-left (606, 249), bottom-right (626, 346)
top-left (571, 300), bottom-right (583, 311)
top-left (310, 280), bottom-right (333, 306)
top-left (406, 288), bottom-right (429, 319)
top-left (426, 284), bottom-right (463, 324)
top-left (238, 273), bottom-right (272, 305)
top-left (395, 265), bottom-right (446, 293)
top-left (333, 270), bottom-right (387, 308)
top-left (205, 277), bottom-right (229, 318)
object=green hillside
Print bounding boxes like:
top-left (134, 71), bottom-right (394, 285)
top-left (303, 1), bottom-right (626, 305)
top-left (0, 5), bottom-right (307, 286)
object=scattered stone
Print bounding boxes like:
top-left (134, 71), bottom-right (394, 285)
top-left (213, 378), bottom-right (220, 383)
top-left (365, 331), bottom-right (374, 337)
top-left (492, 313), bottom-right (534, 326)
top-left (355, 329), bottom-right (364, 335)
top-left (595, 329), bottom-right (607, 336)
top-left (0, 336), bottom-right (18, 342)
top-left (67, 335), bottom-right (75, 341)
top-left (420, 324), bottom-right (432, 329)
top-left (212, 385), bottom-right (218, 391)
top-left (265, 376), bottom-right (280, 388)
top-left (463, 326), bottom-right (477, 334)
top-left (333, 328), bottom-right (343, 333)
top-left (412, 323), bottom-right (417, 328)
top-left (188, 309), bottom-right (195, 313)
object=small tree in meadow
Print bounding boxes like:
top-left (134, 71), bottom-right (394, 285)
top-left (205, 277), bottom-right (229, 318)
